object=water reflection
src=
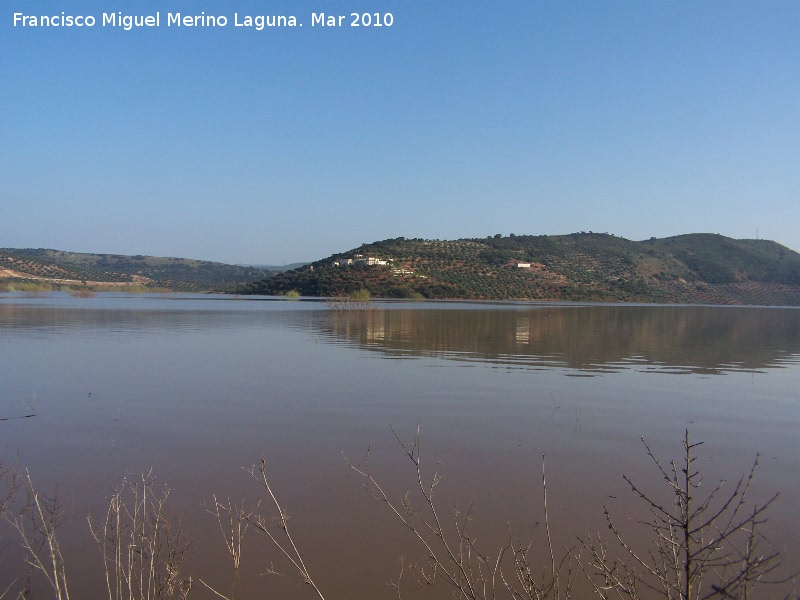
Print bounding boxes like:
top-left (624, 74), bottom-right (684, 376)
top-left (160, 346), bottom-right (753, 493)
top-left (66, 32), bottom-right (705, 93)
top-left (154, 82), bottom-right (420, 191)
top-left (0, 294), bottom-right (325, 338)
top-left (318, 305), bottom-right (800, 375)
top-left (2, 295), bottom-right (799, 599)
top-left (4, 297), bottom-right (799, 375)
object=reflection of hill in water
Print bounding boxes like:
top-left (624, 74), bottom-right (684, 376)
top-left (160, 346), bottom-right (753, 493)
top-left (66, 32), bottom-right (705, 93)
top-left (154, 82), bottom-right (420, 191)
top-left (0, 296), bottom-right (320, 338)
top-left (319, 305), bottom-right (800, 375)
top-left (4, 298), bottom-right (799, 375)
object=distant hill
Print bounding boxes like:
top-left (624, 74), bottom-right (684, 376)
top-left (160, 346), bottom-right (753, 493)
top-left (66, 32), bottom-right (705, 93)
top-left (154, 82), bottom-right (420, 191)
top-left (239, 233), bottom-right (800, 306)
top-left (0, 248), bottom-right (275, 292)
top-left (239, 262), bottom-right (309, 272)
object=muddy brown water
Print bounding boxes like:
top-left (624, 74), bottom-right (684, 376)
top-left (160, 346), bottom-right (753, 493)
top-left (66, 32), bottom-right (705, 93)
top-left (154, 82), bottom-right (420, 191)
top-left (1, 294), bottom-right (798, 598)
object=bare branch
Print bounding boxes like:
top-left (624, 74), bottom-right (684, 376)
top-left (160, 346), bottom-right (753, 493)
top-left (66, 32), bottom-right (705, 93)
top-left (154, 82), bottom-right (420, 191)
top-left (580, 430), bottom-right (790, 600)
top-left (244, 457), bottom-right (326, 600)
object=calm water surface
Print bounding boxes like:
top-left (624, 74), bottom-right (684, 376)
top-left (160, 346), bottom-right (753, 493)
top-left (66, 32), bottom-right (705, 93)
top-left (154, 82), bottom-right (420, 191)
top-left (1, 293), bottom-right (799, 598)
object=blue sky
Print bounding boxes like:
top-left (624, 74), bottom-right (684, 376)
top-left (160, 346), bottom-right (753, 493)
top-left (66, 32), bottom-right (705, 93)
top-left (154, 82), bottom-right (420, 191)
top-left (2, 1), bottom-right (798, 264)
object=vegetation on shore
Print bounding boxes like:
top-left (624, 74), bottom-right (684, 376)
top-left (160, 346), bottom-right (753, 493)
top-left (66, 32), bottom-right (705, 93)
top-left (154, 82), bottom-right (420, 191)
top-left (5, 233), bottom-right (800, 303)
top-left (325, 288), bottom-right (379, 312)
top-left (0, 430), bottom-right (794, 599)
top-left (240, 233), bottom-right (800, 305)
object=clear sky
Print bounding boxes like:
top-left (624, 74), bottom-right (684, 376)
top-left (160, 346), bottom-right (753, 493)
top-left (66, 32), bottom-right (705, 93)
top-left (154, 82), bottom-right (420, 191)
top-left (2, 1), bottom-right (798, 264)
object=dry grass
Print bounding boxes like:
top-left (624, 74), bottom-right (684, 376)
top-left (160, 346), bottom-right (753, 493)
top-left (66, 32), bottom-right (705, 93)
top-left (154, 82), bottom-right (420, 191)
top-left (88, 469), bottom-right (193, 600)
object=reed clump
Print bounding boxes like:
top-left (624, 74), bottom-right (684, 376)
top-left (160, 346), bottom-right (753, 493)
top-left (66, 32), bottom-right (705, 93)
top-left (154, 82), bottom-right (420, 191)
top-left (325, 289), bottom-right (379, 312)
top-left (68, 287), bottom-right (96, 298)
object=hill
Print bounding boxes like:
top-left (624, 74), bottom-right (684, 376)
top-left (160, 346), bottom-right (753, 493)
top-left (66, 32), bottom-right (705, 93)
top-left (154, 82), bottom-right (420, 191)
top-left (0, 248), bottom-right (274, 292)
top-left (239, 262), bottom-right (309, 272)
top-left (239, 233), bottom-right (800, 305)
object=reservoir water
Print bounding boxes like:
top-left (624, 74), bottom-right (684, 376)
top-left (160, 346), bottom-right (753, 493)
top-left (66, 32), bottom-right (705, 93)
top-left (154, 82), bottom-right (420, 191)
top-left (1, 293), bottom-right (798, 598)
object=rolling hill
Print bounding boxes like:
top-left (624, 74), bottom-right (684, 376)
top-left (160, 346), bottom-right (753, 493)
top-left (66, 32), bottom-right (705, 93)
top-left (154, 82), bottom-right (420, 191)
top-left (0, 248), bottom-right (274, 292)
top-left (239, 233), bottom-right (800, 305)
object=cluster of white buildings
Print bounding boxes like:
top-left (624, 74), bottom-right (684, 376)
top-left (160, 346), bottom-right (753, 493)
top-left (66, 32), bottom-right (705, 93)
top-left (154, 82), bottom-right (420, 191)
top-left (331, 255), bottom-right (427, 279)
top-left (332, 254), bottom-right (392, 267)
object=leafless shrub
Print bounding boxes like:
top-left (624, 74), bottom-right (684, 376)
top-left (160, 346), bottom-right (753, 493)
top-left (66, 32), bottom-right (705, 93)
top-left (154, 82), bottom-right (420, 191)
top-left (198, 497), bottom-right (248, 600)
top-left (503, 455), bottom-right (579, 600)
top-left (0, 456), bottom-right (17, 527)
top-left (0, 458), bottom-right (20, 598)
top-left (325, 293), bottom-right (379, 313)
top-left (201, 458), bottom-right (326, 600)
top-left (242, 458), bottom-right (325, 598)
top-left (88, 469), bottom-right (193, 600)
top-left (344, 425), bottom-right (577, 600)
top-left (580, 429), bottom-right (792, 600)
top-left (68, 288), bottom-right (96, 298)
top-left (1, 429), bottom-right (792, 600)
top-left (10, 470), bottom-right (70, 600)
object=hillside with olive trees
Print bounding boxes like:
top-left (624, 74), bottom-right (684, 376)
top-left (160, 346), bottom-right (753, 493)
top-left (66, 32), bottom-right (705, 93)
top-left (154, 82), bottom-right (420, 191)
top-left (0, 248), bottom-right (275, 292)
top-left (239, 233), bottom-right (800, 305)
